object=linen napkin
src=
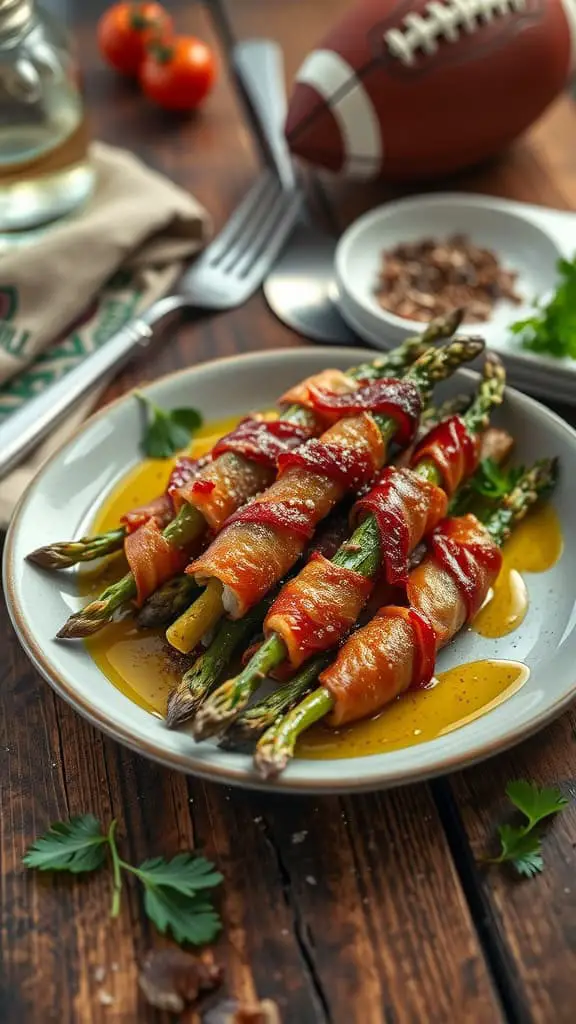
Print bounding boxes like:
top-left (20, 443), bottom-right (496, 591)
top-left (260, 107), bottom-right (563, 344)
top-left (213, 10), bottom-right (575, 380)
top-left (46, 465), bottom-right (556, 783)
top-left (0, 141), bottom-right (211, 529)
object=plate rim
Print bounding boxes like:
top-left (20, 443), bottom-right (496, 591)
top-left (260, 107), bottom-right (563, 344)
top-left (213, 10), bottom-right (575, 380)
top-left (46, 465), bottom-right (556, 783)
top-left (4, 346), bottom-right (576, 794)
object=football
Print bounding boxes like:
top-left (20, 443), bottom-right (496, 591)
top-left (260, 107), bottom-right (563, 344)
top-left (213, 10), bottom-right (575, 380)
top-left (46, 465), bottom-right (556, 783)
top-left (285, 0), bottom-right (576, 181)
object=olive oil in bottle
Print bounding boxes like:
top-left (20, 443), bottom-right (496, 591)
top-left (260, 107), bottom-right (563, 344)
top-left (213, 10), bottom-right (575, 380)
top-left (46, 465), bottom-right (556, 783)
top-left (0, 0), bottom-right (94, 234)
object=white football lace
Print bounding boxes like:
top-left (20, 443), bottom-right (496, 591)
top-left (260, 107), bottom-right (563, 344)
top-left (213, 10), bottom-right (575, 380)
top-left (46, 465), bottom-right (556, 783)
top-left (384, 0), bottom-right (527, 67)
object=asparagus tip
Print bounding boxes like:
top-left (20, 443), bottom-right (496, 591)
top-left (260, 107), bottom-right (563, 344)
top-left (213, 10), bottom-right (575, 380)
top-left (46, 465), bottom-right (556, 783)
top-left (27, 545), bottom-right (72, 570)
top-left (444, 306), bottom-right (465, 333)
top-left (56, 602), bottom-right (110, 640)
top-left (165, 686), bottom-right (203, 729)
top-left (253, 737), bottom-right (289, 779)
top-left (191, 678), bottom-right (246, 741)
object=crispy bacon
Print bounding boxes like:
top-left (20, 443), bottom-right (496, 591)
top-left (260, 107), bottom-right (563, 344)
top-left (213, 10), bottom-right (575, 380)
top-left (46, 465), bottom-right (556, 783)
top-left (212, 417), bottom-right (313, 467)
top-left (277, 436), bottom-right (376, 491)
top-left (411, 416), bottom-right (480, 497)
top-left (189, 413), bottom-right (387, 617)
top-left (265, 553), bottom-right (373, 668)
top-left (121, 455), bottom-right (208, 534)
top-left (172, 452), bottom-right (274, 532)
top-left (320, 612), bottom-right (416, 727)
top-left (320, 514), bottom-right (502, 726)
top-left (306, 377), bottom-right (421, 443)
top-left (121, 494), bottom-right (174, 534)
top-left (125, 520), bottom-right (190, 607)
top-left (280, 368), bottom-right (356, 421)
top-left (426, 515), bottom-right (503, 619)
top-left (351, 467), bottom-right (447, 585)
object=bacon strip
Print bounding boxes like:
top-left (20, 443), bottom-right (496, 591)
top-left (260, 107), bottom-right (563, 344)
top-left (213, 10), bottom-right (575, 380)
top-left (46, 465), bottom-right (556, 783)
top-left (125, 520), bottom-right (191, 607)
top-left (121, 455), bottom-right (209, 534)
top-left (306, 377), bottom-right (421, 442)
top-left (351, 467), bottom-right (447, 585)
top-left (170, 374), bottom-right (355, 532)
top-left (170, 368), bottom-right (355, 532)
top-left (280, 368), bottom-right (356, 421)
top-left (172, 452), bottom-right (275, 532)
top-left (189, 412), bottom-right (388, 617)
top-left (425, 515), bottom-right (503, 620)
top-left (411, 416), bottom-right (480, 496)
top-left (212, 417), bottom-right (312, 467)
top-left (265, 553), bottom-right (373, 668)
top-left (320, 514), bottom-right (502, 726)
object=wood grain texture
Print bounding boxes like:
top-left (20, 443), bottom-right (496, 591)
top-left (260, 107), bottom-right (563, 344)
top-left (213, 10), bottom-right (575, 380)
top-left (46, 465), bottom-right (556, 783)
top-left (1, 0), bottom-right (575, 1022)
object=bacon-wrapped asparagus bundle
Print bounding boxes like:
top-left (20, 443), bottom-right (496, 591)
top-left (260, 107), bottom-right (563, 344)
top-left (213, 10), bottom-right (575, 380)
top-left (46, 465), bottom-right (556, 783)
top-left (191, 353), bottom-right (503, 739)
top-left (55, 314), bottom-right (462, 640)
top-left (137, 396), bottom-right (470, 634)
top-left (167, 338), bottom-right (483, 659)
top-left (219, 424), bottom-right (514, 749)
top-left (255, 459), bottom-right (558, 777)
top-left (165, 506), bottom-right (352, 721)
top-left (27, 454), bottom-right (209, 570)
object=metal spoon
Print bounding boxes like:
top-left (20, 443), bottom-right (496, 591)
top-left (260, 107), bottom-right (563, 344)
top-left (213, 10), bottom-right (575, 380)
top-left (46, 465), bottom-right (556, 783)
top-left (233, 39), bottom-right (358, 346)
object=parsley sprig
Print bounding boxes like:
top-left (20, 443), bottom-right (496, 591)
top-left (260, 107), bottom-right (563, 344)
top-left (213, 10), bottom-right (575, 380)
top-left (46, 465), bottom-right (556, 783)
top-left (135, 391), bottom-right (203, 459)
top-left (487, 780), bottom-right (568, 878)
top-left (449, 459), bottom-right (524, 517)
top-left (511, 256), bottom-right (576, 359)
top-left (23, 816), bottom-right (223, 945)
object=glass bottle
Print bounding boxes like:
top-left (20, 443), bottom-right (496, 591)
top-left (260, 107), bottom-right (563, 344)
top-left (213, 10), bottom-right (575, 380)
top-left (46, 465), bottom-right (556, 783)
top-left (0, 0), bottom-right (94, 235)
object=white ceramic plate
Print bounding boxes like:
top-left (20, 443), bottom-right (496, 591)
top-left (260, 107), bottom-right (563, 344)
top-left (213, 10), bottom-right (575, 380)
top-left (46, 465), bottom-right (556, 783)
top-left (4, 348), bottom-right (576, 793)
top-left (335, 193), bottom-right (576, 403)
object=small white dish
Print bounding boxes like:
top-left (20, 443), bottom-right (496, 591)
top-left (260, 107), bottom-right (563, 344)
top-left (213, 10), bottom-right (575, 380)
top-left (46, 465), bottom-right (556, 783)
top-left (335, 193), bottom-right (576, 403)
top-left (4, 348), bottom-right (576, 793)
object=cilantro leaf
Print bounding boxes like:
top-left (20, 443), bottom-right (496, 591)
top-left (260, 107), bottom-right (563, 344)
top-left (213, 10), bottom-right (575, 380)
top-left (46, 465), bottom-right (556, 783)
top-left (493, 826), bottom-right (544, 878)
top-left (143, 888), bottom-right (222, 946)
top-left (137, 853), bottom-right (223, 897)
top-left (23, 814), bottom-right (108, 873)
top-left (506, 780), bottom-right (568, 830)
top-left (485, 779), bottom-right (568, 879)
top-left (449, 459), bottom-right (524, 516)
top-left (511, 256), bottom-right (576, 360)
top-left (23, 816), bottom-right (224, 947)
top-left (135, 392), bottom-right (203, 459)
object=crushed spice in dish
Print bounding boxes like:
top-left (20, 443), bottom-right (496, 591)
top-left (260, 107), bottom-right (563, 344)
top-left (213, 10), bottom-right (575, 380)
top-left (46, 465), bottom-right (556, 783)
top-left (375, 235), bottom-right (522, 323)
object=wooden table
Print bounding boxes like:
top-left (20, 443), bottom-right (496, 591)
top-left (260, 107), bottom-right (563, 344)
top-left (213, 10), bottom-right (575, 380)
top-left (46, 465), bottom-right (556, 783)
top-left (2, 2), bottom-right (575, 1020)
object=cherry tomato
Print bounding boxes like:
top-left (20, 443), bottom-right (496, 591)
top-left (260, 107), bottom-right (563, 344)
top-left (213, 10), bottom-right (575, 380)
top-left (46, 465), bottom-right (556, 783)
top-left (139, 36), bottom-right (216, 111)
top-left (98, 3), bottom-right (173, 77)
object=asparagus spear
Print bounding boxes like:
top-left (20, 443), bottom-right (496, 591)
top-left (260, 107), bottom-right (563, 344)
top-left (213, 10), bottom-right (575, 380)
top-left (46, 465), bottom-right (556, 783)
top-left (56, 312), bottom-right (464, 640)
top-left (419, 393), bottom-right (471, 430)
top-left (27, 527), bottom-right (126, 570)
top-left (136, 575), bottom-right (200, 629)
top-left (192, 348), bottom-right (501, 741)
top-left (254, 459), bottom-right (558, 778)
top-left (166, 598), bottom-right (273, 726)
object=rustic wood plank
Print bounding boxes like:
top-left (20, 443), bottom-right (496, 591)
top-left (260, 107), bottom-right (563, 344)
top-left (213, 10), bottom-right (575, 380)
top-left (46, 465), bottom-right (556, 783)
top-left (439, 708), bottom-right (576, 1023)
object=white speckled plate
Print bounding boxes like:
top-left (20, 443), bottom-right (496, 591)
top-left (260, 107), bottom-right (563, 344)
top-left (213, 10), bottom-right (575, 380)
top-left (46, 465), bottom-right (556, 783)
top-left (335, 193), bottom-right (576, 404)
top-left (4, 348), bottom-right (576, 793)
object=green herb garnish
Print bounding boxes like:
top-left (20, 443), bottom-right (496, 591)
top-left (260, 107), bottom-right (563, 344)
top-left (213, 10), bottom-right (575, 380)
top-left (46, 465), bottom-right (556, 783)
top-left (24, 816), bottom-right (222, 944)
top-left (487, 780), bottom-right (568, 878)
top-left (135, 391), bottom-right (203, 459)
top-left (449, 459), bottom-right (524, 516)
top-left (511, 256), bottom-right (576, 359)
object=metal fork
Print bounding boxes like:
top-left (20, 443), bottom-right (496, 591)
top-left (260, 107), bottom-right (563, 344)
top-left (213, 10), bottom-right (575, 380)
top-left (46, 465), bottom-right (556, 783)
top-left (0, 169), bottom-right (302, 481)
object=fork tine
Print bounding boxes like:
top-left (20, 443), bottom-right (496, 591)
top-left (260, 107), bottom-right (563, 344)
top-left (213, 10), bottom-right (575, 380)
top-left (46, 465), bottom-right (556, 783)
top-left (204, 171), bottom-right (278, 264)
top-left (233, 189), bottom-right (303, 279)
top-left (219, 176), bottom-right (282, 274)
top-left (240, 193), bottom-right (303, 285)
